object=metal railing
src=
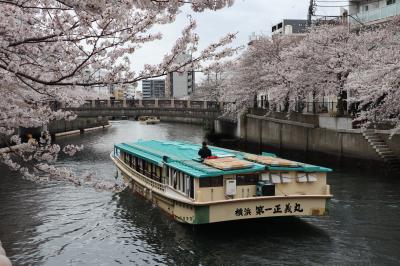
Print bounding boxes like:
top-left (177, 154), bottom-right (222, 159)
top-left (58, 99), bottom-right (220, 110)
top-left (115, 155), bottom-right (166, 192)
top-left (254, 100), bottom-right (355, 116)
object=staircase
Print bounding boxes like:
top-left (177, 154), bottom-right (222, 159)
top-left (362, 129), bottom-right (400, 173)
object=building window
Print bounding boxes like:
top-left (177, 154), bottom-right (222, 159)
top-left (365, 5), bottom-right (369, 11)
top-left (199, 176), bottom-right (223, 187)
top-left (236, 174), bottom-right (259, 186)
top-left (387, 0), bottom-right (396, 5)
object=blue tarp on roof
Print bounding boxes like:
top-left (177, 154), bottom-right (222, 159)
top-left (114, 140), bottom-right (332, 178)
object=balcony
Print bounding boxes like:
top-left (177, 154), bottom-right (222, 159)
top-left (350, 2), bottom-right (400, 24)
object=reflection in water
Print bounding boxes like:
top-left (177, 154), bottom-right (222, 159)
top-left (0, 121), bottom-right (400, 265)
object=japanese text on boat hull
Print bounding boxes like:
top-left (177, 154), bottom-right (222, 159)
top-left (208, 198), bottom-right (327, 223)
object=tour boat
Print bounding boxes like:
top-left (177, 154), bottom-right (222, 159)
top-left (138, 116), bottom-right (160, 125)
top-left (111, 140), bottom-right (332, 224)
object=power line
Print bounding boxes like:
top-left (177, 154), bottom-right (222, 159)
top-left (316, 5), bottom-right (351, 7)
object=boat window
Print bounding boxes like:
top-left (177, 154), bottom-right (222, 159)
top-left (296, 173), bottom-right (317, 183)
top-left (236, 173), bottom-right (259, 186)
top-left (162, 165), bottom-right (168, 184)
top-left (199, 176), bottom-right (223, 188)
top-left (184, 174), bottom-right (190, 196)
top-left (114, 147), bottom-right (120, 157)
top-left (156, 166), bottom-right (162, 182)
top-left (152, 165), bottom-right (162, 183)
top-left (189, 176), bottom-right (194, 198)
top-left (173, 170), bottom-right (177, 189)
top-left (271, 173), bottom-right (281, 184)
top-left (130, 155), bottom-right (136, 167)
top-left (145, 161), bottom-right (151, 176)
top-left (168, 167), bottom-right (173, 186)
top-left (123, 152), bottom-right (129, 164)
top-left (138, 158), bottom-right (144, 173)
top-left (128, 154), bottom-right (133, 167)
top-left (179, 172), bottom-right (185, 192)
top-left (179, 174), bottom-right (194, 198)
top-left (180, 172), bottom-right (185, 193)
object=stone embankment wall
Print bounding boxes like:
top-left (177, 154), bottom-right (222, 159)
top-left (48, 117), bottom-right (109, 136)
top-left (244, 114), bottom-right (400, 162)
top-left (159, 116), bottom-right (204, 125)
top-left (215, 113), bottom-right (400, 166)
top-left (0, 117), bottom-right (109, 148)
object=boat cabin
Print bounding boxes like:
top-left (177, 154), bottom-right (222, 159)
top-left (113, 140), bottom-right (331, 204)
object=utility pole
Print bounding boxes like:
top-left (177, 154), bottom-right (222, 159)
top-left (307, 0), bottom-right (315, 27)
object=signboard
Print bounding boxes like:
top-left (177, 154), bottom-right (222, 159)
top-left (234, 202), bottom-right (304, 217)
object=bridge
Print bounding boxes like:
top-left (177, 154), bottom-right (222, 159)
top-left (65, 99), bottom-right (223, 122)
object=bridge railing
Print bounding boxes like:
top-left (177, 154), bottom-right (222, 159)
top-left (83, 100), bottom-right (92, 108)
top-left (142, 99), bottom-right (156, 107)
top-left (61, 99), bottom-right (221, 110)
top-left (95, 100), bottom-right (108, 108)
top-left (174, 100), bottom-right (188, 108)
top-left (126, 100), bottom-right (137, 107)
top-left (158, 99), bottom-right (171, 108)
top-left (190, 101), bottom-right (204, 109)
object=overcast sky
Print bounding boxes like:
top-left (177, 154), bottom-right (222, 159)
top-left (131, 0), bottom-right (342, 84)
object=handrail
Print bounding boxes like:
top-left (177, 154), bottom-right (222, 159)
top-left (114, 155), bottom-right (166, 192)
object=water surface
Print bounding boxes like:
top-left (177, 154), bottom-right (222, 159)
top-left (1, 121), bottom-right (399, 265)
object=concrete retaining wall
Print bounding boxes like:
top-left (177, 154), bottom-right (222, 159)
top-left (244, 114), bottom-right (383, 161)
top-left (159, 116), bottom-right (205, 125)
top-left (214, 119), bottom-right (240, 138)
top-left (319, 116), bottom-right (353, 130)
top-left (48, 117), bottom-right (109, 135)
top-left (212, 113), bottom-right (400, 166)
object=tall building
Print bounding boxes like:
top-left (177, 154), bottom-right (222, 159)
top-left (165, 53), bottom-right (195, 99)
top-left (142, 79), bottom-right (166, 99)
top-left (349, 0), bottom-right (400, 25)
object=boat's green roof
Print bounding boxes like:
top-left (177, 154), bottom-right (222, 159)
top-left (114, 140), bottom-right (332, 178)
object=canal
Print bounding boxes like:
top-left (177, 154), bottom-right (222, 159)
top-left (0, 121), bottom-right (399, 265)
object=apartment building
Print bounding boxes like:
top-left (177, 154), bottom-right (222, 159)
top-left (349, 0), bottom-right (400, 25)
top-left (142, 79), bottom-right (166, 99)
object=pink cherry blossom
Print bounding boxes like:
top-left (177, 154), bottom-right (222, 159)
top-left (0, 0), bottom-right (238, 185)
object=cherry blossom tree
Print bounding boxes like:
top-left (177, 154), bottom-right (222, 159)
top-left (261, 25), bottom-right (359, 115)
top-left (276, 20), bottom-right (400, 127)
top-left (346, 18), bottom-right (400, 131)
top-left (219, 18), bottom-right (400, 131)
top-left (218, 35), bottom-right (299, 114)
top-left (0, 0), bottom-right (238, 185)
top-left (190, 61), bottom-right (232, 100)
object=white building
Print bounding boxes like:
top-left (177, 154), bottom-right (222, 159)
top-left (349, 0), bottom-right (400, 25)
top-left (142, 79), bottom-right (166, 99)
top-left (165, 53), bottom-right (195, 99)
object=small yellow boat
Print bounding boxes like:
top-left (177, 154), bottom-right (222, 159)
top-left (111, 140), bottom-right (332, 224)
